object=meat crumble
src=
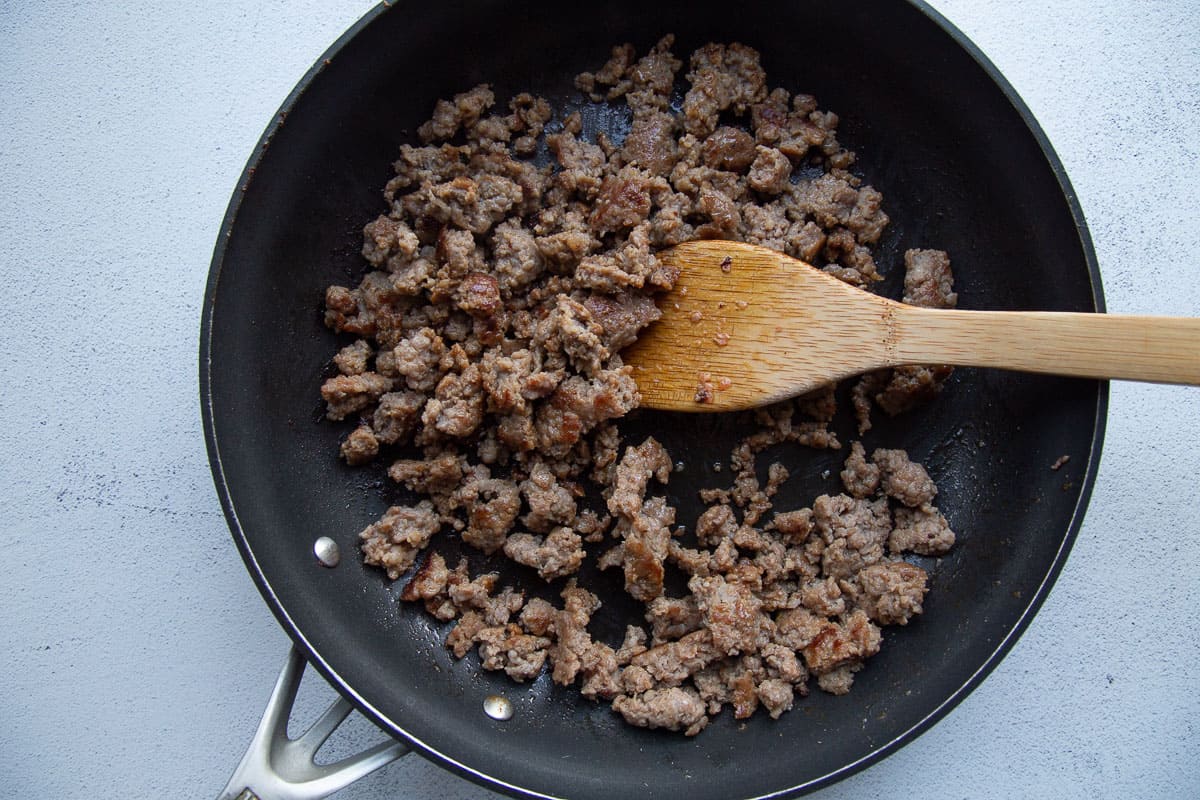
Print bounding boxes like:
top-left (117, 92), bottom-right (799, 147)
top-left (320, 37), bottom-right (959, 736)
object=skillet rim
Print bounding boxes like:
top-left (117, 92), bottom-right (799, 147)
top-left (198, 1), bottom-right (1109, 796)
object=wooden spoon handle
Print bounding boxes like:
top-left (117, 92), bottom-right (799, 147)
top-left (894, 307), bottom-right (1200, 385)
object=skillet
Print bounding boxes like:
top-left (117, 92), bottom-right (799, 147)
top-left (200, 1), bottom-right (1106, 797)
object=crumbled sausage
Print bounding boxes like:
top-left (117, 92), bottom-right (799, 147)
top-left (534, 296), bottom-right (609, 376)
top-left (325, 37), bottom-right (960, 739)
top-left (387, 452), bottom-right (464, 496)
top-left (359, 501), bottom-right (442, 580)
top-left (334, 339), bottom-right (373, 376)
top-left (463, 478), bottom-right (521, 554)
top-left (418, 84), bottom-right (496, 143)
top-left (689, 574), bottom-right (769, 656)
top-left (747, 146), bottom-right (793, 194)
top-left (617, 497), bottom-right (675, 602)
top-left (422, 364), bottom-right (485, 438)
top-left (474, 625), bottom-right (551, 682)
top-left (701, 126), bottom-right (757, 172)
top-left (455, 272), bottom-right (502, 318)
top-left (339, 426), bottom-right (379, 466)
top-left (621, 111), bottom-right (679, 175)
top-left (770, 508), bottom-right (813, 543)
top-left (548, 581), bottom-right (602, 686)
top-left (840, 441), bottom-right (881, 498)
top-left (794, 174), bottom-right (890, 249)
top-left (612, 687), bottom-right (708, 736)
top-left (503, 527), bottom-right (585, 580)
top-left (400, 551), bottom-right (452, 603)
top-left (583, 291), bottom-right (662, 351)
top-left (519, 460), bottom-right (577, 532)
top-left (630, 629), bottom-right (722, 685)
top-left (874, 364), bottom-right (955, 416)
top-left (682, 43), bottom-right (767, 137)
top-left (608, 437), bottom-right (672, 518)
top-left (890, 504), bottom-right (956, 556)
top-left (801, 609), bottom-right (882, 674)
top-left (575, 43), bottom-right (637, 98)
top-left (589, 167), bottom-right (658, 234)
top-left (695, 504), bottom-right (737, 546)
top-left (645, 596), bottom-right (704, 644)
top-left (856, 561), bottom-right (929, 625)
top-left (392, 327), bottom-right (446, 392)
top-left (813, 494), bottom-right (892, 579)
top-left (518, 597), bottom-right (557, 636)
top-left (371, 390), bottom-right (425, 445)
top-left (873, 449), bottom-right (937, 507)
top-left (903, 248), bottom-right (957, 309)
top-left (756, 678), bottom-right (794, 719)
top-left (320, 372), bottom-right (393, 421)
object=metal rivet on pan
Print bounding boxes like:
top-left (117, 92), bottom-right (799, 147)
top-left (314, 537), bottom-right (341, 568)
top-left (483, 694), bottom-right (514, 721)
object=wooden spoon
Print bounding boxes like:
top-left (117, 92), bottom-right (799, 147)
top-left (622, 240), bottom-right (1200, 412)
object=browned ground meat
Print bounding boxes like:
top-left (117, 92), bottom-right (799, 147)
top-left (503, 527), bottom-right (585, 580)
top-left (334, 339), bottom-right (373, 375)
top-left (322, 37), bottom-right (959, 737)
top-left (321, 372), bottom-right (393, 421)
top-left (612, 686), bottom-right (708, 735)
top-left (359, 501), bottom-right (442, 579)
top-left (839, 441), bottom-right (880, 498)
top-left (890, 504), bottom-right (956, 556)
top-left (747, 146), bottom-right (793, 194)
top-left (856, 561), bottom-right (929, 625)
top-left (904, 248), bottom-right (958, 308)
top-left (873, 448), bottom-right (938, 507)
top-left (339, 425), bottom-right (379, 466)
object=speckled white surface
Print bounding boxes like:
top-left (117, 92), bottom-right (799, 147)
top-left (1, 1), bottom-right (1197, 797)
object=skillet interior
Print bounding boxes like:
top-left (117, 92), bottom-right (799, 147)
top-left (202, 1), bottom-right (1105, 797)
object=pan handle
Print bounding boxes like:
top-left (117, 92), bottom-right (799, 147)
top-left (217, 646), bottom-right (409, 800)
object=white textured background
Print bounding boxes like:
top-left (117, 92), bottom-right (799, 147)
top-left (1, 1), bottom-right (1197, 797)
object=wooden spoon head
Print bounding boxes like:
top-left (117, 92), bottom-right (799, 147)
top-left (623, 240), bottom-right (896, 412)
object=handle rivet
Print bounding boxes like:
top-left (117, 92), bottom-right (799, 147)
top-left (314, 537), bottom-right (341, 568)
top-left (483, 694), bottom-right (514, 721)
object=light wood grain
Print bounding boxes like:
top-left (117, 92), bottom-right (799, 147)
top-left (622, 240), bottom-right (1200, 412)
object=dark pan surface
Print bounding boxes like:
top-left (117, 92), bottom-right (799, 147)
top-left (201, 1), bottom-right (1106, 798)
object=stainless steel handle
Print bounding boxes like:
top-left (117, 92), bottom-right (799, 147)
top-left (217, 646), bottom-right (409, 800)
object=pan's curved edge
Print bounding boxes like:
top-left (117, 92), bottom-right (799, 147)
top-left (197, 4), bottom-right (565, 799)
top-left (199, 4), bottom-right (385, 667)
top-left (753, 3), bottom-right (1110, 797)
top-left (199, 2), bottom-right (1110, 799)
